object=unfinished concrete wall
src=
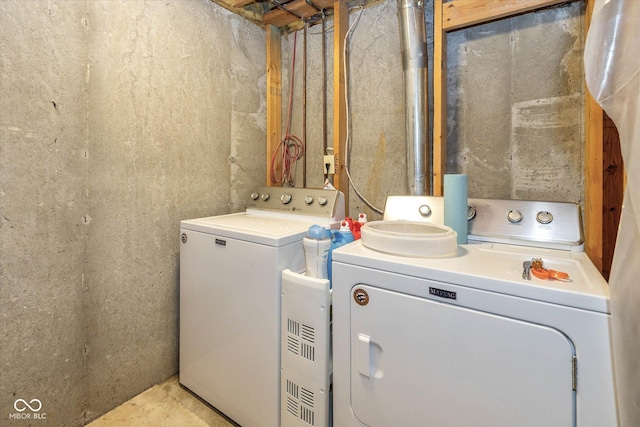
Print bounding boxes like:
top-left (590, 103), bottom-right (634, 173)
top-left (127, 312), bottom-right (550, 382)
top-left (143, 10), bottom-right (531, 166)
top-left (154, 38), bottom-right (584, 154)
top-left (85, 0), bottom-right (265, 417)
top-left (1, 0), bottom-right (265, 425)
top-left (1, 1), bottom-right (89, 425)
top-left (283, 1), bottom-right (411, 215)
top-left (288, 1), bottom-right (584, 219)
top-left (447, 2), bottom-right (584, 202)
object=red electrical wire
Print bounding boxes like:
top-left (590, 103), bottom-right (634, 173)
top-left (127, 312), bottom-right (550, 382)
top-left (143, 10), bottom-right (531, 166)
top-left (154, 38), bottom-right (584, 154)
top-left (270, 30), bottom-right (305, 186)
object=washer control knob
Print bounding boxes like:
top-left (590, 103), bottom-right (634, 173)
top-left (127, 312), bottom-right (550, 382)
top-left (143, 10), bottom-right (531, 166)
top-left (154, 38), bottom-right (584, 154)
top-left (260, 193), bottom-right (270, 201)
top-left (318, 196), bottom-right (328, 206)
top-left (280, 193), bottom-right (292, 204)
top-left (507, 209), bottom-right (523, 223)
top-left (467, 206), bottom-right (477, 221)
top-left (536, 211), bottom-right (553, 224)
top-left (304, 196), bottom-right (314, 205)
top-left (250, 192), bottom-right (259, 200)
top-left (418, 205), bottom-right (432, 218)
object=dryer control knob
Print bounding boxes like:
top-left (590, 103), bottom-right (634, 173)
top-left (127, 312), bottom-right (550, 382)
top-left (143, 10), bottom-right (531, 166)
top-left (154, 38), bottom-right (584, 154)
top-left (304, 196), bottom-right (314, 205)
top-left (467, 206), bottom-right (477, 221)
top-left (536, 211), bottom-right (553, 224)
top-left (318, 196), bottom-right (328, 206)
top-left (507, 209), bottom-right (523, 223)
top-left (418, 205), bottom-right (432, 218)
top-left (280, 193), bottom-right (292, 204)
top-left (250, 192), bottom-right (259, 200)
top-left (261, 193), bottom-right (270, 201)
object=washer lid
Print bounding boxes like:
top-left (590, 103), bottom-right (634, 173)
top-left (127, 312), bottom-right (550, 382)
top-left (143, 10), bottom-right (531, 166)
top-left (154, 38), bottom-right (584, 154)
top-left (332, 241), bottom-right (610, 313)
top-left (181, 212), bottom-right (322, 246)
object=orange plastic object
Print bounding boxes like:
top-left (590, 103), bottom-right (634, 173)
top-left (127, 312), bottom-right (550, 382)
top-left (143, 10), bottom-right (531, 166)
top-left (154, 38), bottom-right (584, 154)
top-left (531, 267), bottom-right (571, 282)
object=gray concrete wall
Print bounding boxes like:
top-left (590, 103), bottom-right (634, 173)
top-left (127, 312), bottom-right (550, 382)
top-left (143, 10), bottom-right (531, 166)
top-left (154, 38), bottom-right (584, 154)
top-left (0, 0), bottom-right (265, 425)
top-left (446, 2), bottom-right (584, 202)
top-left (1, 1), bottom-right (89, 425)
top-left (287, 1), bottom-right (584, 219)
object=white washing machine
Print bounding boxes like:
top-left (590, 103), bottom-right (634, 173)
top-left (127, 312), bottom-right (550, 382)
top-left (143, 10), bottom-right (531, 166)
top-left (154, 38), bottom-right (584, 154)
top-left (332, 197), bottom-right (618, 427)
top-left (180, 186), bottom-right (344, 427)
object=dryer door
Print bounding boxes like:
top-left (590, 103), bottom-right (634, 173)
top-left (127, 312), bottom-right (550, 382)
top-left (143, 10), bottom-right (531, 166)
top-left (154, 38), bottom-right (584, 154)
top-left (350, 285), bottom-right (576, 427)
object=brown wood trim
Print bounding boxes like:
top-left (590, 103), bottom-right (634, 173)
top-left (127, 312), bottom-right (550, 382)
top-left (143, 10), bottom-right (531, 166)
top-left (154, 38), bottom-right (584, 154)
top-left (583, 0), bottom-right (604, 271)
top-left (263, 2), bottom-right (315, 27)
top-left (228, 0), bottom-right (256, 7)
top-left (333, 0), bottom-right (349, 209)
top-left (266, 25), bottom-right (282, 186)
top-left (442, 0), bottom-right (579, 31)
top-left (584, 98), bottom-right (604, 271)
top-left (433, 0), bottom-right (447, 196)
top-left (602, 113), bottom-right (623, 280)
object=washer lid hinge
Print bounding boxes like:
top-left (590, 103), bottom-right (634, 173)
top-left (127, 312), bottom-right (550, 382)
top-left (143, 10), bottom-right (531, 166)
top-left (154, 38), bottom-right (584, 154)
top-left (572, 355), bottom-right (577, 391)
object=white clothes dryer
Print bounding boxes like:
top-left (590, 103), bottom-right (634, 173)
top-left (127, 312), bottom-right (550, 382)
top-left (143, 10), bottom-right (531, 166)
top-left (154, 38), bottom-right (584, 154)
top-left (180, 186), bottom-right (344, 427)
top-left (332, 197), bottom-right (618, 427)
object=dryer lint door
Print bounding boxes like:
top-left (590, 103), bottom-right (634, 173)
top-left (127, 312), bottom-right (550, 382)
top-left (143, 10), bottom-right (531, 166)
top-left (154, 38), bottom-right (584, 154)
top-left (350, 285), bottom-right (576, 427)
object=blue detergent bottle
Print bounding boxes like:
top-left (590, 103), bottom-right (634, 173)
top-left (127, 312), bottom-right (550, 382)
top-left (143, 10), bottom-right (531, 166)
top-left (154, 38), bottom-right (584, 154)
top-left (338, 220), bottom-right (355, 244)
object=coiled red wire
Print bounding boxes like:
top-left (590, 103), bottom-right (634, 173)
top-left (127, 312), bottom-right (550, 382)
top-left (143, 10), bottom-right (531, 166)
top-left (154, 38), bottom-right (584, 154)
top-left (270, 30), bottom-right (304, 186)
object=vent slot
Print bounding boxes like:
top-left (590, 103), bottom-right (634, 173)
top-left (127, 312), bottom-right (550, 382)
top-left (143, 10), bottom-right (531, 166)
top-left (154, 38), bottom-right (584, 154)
top-left (287, 335), bottom-right (300, 355)
top-left (300, 342), bottom-right (315, 361)
top-left (301, 324), bottom-right (315, 343)
top-left (287, 379), bottom-right (299, 398)
top-left (288, 319), bottom-right (300, 336)
top-left (300, 406), bottom-right (315, 426)
top-left (300, 405), bottom-right (315, 425)
top-left (285, 379), bottom-right (316, 426)
top-left (287, 318), bottom-right (316, 360)
top-left (300, 387), bottom-right (314, 408)
top-left (286, 395), bottom-right (298, 417)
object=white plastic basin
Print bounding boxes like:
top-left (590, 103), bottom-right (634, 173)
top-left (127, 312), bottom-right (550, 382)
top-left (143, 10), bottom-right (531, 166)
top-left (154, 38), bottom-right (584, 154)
top-left (360, 221), bottom-right (458, 257)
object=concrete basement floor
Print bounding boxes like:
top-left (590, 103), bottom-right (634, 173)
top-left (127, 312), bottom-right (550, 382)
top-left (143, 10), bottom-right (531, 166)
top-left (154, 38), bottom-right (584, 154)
top-left (87, 376), bottom-right (238, 427)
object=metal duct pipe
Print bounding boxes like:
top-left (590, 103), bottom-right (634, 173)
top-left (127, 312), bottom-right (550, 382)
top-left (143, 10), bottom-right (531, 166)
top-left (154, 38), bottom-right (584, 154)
top-left (397, 0), bottom-right (429, 195)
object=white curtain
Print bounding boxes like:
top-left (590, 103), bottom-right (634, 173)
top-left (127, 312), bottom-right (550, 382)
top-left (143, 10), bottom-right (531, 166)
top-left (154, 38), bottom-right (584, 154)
top-left (584, 1), bottom-right (640, 425)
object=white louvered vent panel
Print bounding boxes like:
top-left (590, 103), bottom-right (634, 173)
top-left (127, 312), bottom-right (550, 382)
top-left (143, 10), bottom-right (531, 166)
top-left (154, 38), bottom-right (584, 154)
top-left (281, 270), bottom-right (331, 427)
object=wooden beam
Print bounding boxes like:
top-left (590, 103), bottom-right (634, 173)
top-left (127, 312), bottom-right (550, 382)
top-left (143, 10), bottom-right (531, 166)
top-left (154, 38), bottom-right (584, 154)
top-left (585, 96), bottom-right (603, 270)
top-left (266, 25), bottom-right (282, 186)
top-left (583, 0), bottom-right (604, 271)
top-left (333, 0), bottom-right (349, 211)
top-left (263, 0), bottom-right (334, 28)
top-left (263, 1), bottom-right (315, 27)
top-left (432, 0), bottom-right (447, 196)
top-left (602, 113), bottom-right (623, 280)
top-left (442, 0), bottom-right (578, 31)
top-left (228, 0), bottom-right (257, 7)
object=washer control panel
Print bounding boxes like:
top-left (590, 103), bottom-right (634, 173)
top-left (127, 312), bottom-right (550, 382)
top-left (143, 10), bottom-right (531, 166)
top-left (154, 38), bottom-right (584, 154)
top-left (246, 186), bottom-right (345, 220)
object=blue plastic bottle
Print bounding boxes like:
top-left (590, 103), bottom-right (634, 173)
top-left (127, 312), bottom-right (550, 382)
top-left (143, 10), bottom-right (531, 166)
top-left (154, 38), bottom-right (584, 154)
top-left (338, 220), bottom-right (355, 244)
top-left (303, 225), bottom-right (331, 279)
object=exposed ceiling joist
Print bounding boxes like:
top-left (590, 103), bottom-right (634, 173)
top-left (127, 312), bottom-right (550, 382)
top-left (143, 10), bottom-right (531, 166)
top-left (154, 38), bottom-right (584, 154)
top-left (210, 0), bottom-right (383, 33)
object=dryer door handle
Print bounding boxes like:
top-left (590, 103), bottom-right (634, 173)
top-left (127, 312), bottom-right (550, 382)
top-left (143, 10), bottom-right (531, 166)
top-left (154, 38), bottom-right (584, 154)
top-left (358, 334), bottom-right (384, 379)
